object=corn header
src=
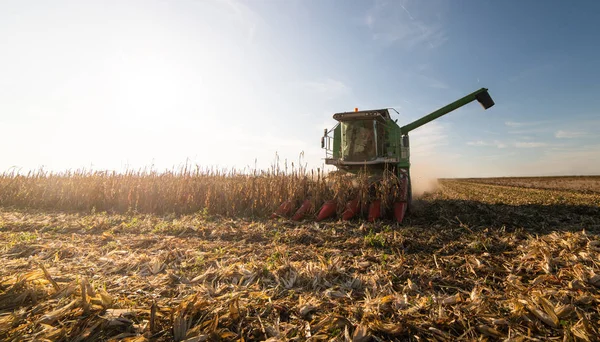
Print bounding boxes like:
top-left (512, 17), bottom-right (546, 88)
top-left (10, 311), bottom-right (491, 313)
top-left (273, 88), bottom-right (495, 223)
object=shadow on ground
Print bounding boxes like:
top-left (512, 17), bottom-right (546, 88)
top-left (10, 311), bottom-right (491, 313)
top-left (407, 198), bottom-right (600, 233)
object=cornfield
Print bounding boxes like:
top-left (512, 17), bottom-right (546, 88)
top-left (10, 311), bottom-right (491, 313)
top-left (0, 167), bottom-right (406, 218)
top-left (1, 172), bottom-right (600, 341)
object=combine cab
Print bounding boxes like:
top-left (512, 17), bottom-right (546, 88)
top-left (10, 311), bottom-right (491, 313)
top-left (274, 88), bottom-right (495, 223)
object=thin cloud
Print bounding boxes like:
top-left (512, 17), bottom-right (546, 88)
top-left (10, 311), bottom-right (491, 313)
top-left (505, 121), bottom-right (525, 127)
top-left (301, 78), bottom-right (350, 99)
top-left (419, 74), bottom-right (448, 89)
top-left (478, 151), bottom-right (518, 161)
top-left (514, 142), bottom-right (548, 148)
top-left (217, 0), bottom-right (263, 44)
top-left (555, 130), bottom-right (588, 138)
top-left (504, 120), bottom-right (552, 128)
top-left (365, 1), bottom-right (447, 49)
top-left (315, 111), bottom-right (337, 133)
top-left (507, 128), bottom-right (550, 135)
top-left (410, 121), bottom-right (448, 157)
top-left (304, 78), bottom-right (350, 96)
top-left (505, 120), bottom-right (555, 134)
top-left (521, 144), bottom-right (600, 176)
top-left (467, 140), bottom-right (506, 148)
top-left (399, 3), bottom-right (415, 20)
top-left (508, 63), bottom-right (554, 83)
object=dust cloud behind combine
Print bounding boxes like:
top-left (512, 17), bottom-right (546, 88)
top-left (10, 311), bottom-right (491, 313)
top-left (409, 161), bottom-right (442, 197)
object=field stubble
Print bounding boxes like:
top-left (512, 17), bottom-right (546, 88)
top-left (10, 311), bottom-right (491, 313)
top-left (0, 175), bottom-right (600, 341)
top-left (456, 176), bottom-right (600, 195)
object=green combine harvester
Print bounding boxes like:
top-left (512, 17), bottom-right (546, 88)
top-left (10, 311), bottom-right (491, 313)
top-left (274, 88), bottom-right (495, 223)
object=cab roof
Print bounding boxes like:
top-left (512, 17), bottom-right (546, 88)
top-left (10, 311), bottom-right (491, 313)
top-left (332, 109), bottom-right (391, 122)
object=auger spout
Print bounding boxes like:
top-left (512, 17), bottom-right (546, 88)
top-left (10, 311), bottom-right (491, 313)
top-left (399, 88), bottom-right (494, 134)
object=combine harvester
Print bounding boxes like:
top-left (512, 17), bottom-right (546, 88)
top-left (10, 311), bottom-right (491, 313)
top-left (274, 88), bottom-right (495, 223)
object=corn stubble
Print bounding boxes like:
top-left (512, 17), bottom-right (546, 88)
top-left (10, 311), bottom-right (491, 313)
top-left (0, 175), bottom-right (600, 341)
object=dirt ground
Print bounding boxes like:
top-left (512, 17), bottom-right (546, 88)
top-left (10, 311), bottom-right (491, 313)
top-left (1, 178), bottom-right (600, 341)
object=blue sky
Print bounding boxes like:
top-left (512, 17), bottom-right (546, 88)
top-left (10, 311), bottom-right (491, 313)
top-left (1, 0), bottom-right (599, 177)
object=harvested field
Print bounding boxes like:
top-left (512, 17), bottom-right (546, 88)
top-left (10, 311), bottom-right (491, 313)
top-left (1, 177), bottom-right (600, 341)
top-left (455, 176), bottom-right (600, 194)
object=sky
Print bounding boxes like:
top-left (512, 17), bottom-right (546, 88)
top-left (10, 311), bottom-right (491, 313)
top-left (1, 0), bottom-right (599, 177)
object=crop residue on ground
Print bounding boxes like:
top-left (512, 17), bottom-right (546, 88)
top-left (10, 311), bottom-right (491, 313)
top-left (1, 177), bottom-right (600, 341)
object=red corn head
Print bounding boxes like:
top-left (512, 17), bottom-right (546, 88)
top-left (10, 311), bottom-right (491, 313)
top-left (316, 200), bottom-right (337, 222)
top-left (342, 199), bottom-right (360, 220)
top-left (292, 199), bottom-right (313, 221)
top-left (393, 202), bottom-right (407, 223)
top-left (368, 200), bottom-right (381, 222)
top-left (270, 200), bottom-right (293, 219)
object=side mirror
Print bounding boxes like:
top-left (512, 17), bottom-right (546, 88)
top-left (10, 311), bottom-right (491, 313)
top-left (321, 137), bottom-right (325, 148)
top-left (402, 135), bottom-right (410, 147)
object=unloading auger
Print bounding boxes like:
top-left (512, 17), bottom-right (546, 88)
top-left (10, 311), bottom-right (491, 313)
top-left (273, 88), bottom-right (495, 223)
